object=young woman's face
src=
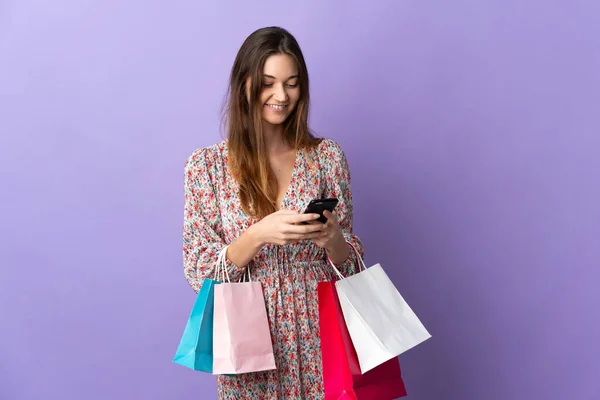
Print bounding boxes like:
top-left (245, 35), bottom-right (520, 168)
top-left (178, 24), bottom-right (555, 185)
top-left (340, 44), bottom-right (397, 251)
top-left (256, 54), bottom-right (300, 127)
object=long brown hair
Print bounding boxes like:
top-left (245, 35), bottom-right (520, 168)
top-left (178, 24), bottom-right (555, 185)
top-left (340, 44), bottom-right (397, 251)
top-left (223, 26), bottom-right (321, 219)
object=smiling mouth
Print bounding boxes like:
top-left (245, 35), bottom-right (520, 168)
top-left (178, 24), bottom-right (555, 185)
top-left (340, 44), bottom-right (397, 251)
top-left (265, 104), bottom-right (288, 111)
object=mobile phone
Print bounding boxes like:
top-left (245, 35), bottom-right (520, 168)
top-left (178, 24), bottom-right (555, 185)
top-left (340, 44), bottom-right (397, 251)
top-left (302, 198), bottom-right (339, 224)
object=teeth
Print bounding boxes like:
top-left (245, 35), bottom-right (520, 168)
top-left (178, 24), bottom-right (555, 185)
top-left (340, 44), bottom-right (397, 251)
top-left (267, 104), bottom-right (287, 110)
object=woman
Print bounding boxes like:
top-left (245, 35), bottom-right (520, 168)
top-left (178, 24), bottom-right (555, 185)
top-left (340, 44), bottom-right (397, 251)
top-left (182, 26), bottom-right (364, 399)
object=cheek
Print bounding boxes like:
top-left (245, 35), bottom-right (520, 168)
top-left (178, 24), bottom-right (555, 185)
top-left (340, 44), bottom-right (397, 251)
top-left (289, 90), bottom-right (301, 105)
top-left (259, 91), bottom-right (270, 105)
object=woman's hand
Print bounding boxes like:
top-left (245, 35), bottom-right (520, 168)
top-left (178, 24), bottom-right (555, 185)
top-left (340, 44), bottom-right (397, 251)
top-left (310, 211), bottom-right (349, 262)
top-left (249, 209), bottom-right (328, 246)
top-left (313, 210), bottom-right (346, 253)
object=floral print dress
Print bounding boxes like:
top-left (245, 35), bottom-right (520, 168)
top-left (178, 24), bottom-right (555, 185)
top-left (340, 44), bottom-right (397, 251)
top-left (182, 138), bottom-right (364, 399)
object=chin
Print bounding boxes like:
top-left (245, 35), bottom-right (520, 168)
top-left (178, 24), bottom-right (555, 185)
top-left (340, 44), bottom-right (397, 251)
top-left (262, 114), bottom-right (290, 126)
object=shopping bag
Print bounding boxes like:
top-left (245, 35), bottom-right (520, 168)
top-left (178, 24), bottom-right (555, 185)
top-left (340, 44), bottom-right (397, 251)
top-left (329, 244), bottom-right (432, 373)
top-left (212, 256), bottom-right (276, 374)
top-left (319, 281), bottom-right (407, 399)
top-left (172, 248), bottom-right (225, 371)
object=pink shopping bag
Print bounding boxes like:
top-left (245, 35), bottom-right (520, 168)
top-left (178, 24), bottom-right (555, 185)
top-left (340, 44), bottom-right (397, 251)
top-left (212, 258), bottom-right (276, 375)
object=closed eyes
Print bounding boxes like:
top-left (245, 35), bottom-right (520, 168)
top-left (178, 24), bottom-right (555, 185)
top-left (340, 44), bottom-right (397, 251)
top-left (263, 83), bottom-right (298, 88)
top-left (262, 74), bottom-right (299, 89)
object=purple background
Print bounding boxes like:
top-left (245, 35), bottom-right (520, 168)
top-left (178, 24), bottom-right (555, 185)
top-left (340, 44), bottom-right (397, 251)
top-left (1, 1), bottom-right (599, 399)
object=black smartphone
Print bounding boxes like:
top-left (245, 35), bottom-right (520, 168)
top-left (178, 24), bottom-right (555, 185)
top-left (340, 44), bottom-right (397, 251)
top-left (302, 198), bottom-right (339, 224)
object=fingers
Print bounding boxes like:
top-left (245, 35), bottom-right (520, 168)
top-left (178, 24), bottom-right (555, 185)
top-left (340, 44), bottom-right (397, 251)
top-left (283, 212), bottom-right (321, 224)
top-left (322, 210), bottom-right (338, 222)
top-left (270, 209), bottom-right (336, 246)
top-left (282, 230), bottom-right (328, 240)
top-left (273, 231), bottom-right (325, 245)
top-left (276, 221), bottom-right (329, 244)
top-left (283, 221), bottom-right (327, 234)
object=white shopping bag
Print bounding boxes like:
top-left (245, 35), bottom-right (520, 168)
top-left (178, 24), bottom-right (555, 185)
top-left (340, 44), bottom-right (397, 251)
top-left (329, 244), bottom-right (432, 373)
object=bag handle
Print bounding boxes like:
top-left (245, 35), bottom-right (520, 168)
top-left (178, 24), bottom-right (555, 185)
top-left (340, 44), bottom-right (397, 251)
top-left (215, 247), bottom-right (224, 280)
top-left (216, 246), bottom-right (252, 283)
top-left (215, 246), bottom-right (230, 283)
top-left (240, 263), bottom-right (253, 283)
top-left (326, 242), bottom-right (367, 280)
top-left (214, 254), bottom-right (220, 281)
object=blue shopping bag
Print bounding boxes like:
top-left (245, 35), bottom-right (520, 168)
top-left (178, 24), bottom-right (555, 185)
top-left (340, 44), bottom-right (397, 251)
top-left (173, 278), bottom-right (220, 372)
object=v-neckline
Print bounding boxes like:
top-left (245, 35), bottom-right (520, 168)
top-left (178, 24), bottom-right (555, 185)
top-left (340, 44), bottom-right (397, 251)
top-left (276, 149), bottom-right (300, 211)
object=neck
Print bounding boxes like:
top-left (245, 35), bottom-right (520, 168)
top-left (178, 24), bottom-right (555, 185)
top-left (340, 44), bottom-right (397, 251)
top-left (262, 122), bottom-right (288, 154)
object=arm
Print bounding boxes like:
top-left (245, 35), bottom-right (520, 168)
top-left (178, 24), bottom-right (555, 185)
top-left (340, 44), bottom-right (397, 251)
top-left (183, 148), bottom-right (255, 292)
top-left (320, 140), bottom-right (364, 276)
top-left (183, 148), bottom-right (324, 292)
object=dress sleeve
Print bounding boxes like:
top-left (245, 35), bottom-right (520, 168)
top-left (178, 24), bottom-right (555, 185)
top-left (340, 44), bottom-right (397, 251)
top-left (182, 148), bottom-right (246, 293)
top-left (320, 139), bottom-right (365, 277)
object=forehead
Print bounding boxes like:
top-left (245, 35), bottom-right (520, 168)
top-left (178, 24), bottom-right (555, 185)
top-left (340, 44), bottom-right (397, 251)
top-left (262, 54), bottom-right (298, 78)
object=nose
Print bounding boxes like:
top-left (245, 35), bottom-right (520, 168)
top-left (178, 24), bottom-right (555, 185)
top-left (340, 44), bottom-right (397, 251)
top-left (273, 84), bottom-right (288, 102)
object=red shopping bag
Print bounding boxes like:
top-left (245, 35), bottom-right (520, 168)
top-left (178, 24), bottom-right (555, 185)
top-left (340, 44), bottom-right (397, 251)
top-left (318, 281), bottom-right (407, 399)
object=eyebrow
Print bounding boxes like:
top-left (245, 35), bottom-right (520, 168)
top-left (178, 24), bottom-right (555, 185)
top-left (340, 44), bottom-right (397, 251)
top-left (263, 74), bottom-right (298, 81)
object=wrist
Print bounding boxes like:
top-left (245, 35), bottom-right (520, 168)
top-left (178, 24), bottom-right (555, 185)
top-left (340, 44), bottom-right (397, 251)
top-left (326, 231), bottom-right (346, 251)
top-left (246, 223), bottom-right (266, 249)
top-left (325, 234), bottom-right (350, 263)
